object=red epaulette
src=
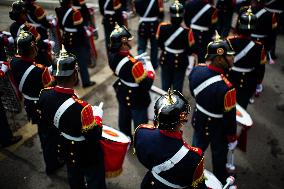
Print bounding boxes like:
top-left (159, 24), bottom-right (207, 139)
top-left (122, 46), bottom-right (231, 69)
top-left (81, 104), bottom-right (102, 133)
top-left (78, 0), bottom-right (86, 5)
top-left (188, 145), bottom-right (203, 156)
top-left (188, 28), bottom-right (195, 47)
top-left (196, 63), bottom-right (207, 67)
top-left (42, 67), bottom-right (53, 87)
top-left (72, 96), bottom-right (88, 107)
top-left (35, 63), bottom-right (44, 70)
top-left (211, 8), bottom-right (218, 24)
top-left (73, 9), bottom-right (83, 25)
top-left (138, 124), bottom-right (156, 130)
top-left (113, 0), bottom-right (122, 10)
top-left (224, 88), bottom-right (236, 112)
top-left (34, 4), bottom-right (46, 20)
top-left (220, 74), bottom-right (232, 88)
top-left (156, 22), bottom-right (170, 38)
top-left (25, 23), bottom-right (41, 41)
top-left (39, 86), bottom-right (54, 96)
top-left (191, 157), bottom-right (205, 188)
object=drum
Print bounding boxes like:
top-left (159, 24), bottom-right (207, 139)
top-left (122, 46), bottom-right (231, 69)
top-left (148, 86), bottom-right (166, 120)
top-left (204, 169), bottom-right (223, 189)
top-left (100, 125), bottom-right (131, 178)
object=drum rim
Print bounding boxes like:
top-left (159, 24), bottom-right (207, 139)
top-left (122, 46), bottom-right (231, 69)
top-left (102, 125), bottom-right (131, 143)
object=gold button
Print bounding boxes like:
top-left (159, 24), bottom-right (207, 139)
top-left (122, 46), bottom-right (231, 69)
top-left (164, 51), bottom-right (167, 55)
top-left (208, 117), bottom-right (211, 121)
top-left (128, 90), bottom-right (132, 93)
top-left (151, 181), bottom-right (155, 185)
top-left (70, 152), bottom-right (74, 156)
top-left (175, 54), bottom-right (178, 57)
top-left (72, 160), bottom-right (75, 163)
top-left (160, 61), bottom-right (163, 64)
top-left (226, 74), bottom-right (229, 77)
top-left (127, 103), bottom-right (131, 106)
top-left (242, 72), bottom-right (245, 75)
top-left (161, 57), bottom-right (165, 60)
top-left (71, 141), bottom-right (74, 144)
top-left (195, 108), bottom-right (197, 112)
top-left (70, 33), bottom-right (73, 36)
top-left (109, 17), bottom-right (112, 20)
top-left (175, 65), bottom-right (178, 68)
top-left (126, 96), bottom-right (130, 100)
top-left (240, 84), bottom-right (243, 88)
top-left (205, 132), bottom-right (209, 136)
top-left (151, 23), bottom-right (154, 26)
top-left (118, 82), bottom-right (121, 85)
top-left (57, 144), bottom-right (61, 147)
top-left (205, 127), bottom-right (208, 130)
top-left (240, 79), bottom-right (243, 83)
top-left (57, 150), bottom-right (60, 153)
top-left (174, 60), bottom-right (178, 63)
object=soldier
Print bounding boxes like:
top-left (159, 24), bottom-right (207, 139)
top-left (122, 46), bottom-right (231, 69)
top-left (55, 0), bottom-right (95, 88)
top-left (9, 0), bottom-right (53, 67)
top-left (99, 0), bottom-right (125, 52)
top-left (39, 48), bottom-right (106, 189)
top-left (184, 0), bottom-right (218, 63)
top-left (0, 33), bottom-right (22, 148)
top-left (216, 0), bottom-right (235, 37)
top-left (188, 32), bottom-right (237, 184)
top-left (134, 90), bottom-right (207, 189)
top-left (9, 31), bottom-right (63, 174)
top-left (156, 0), bottom-right (196, 93)
top-left (227, 8), bottom-right (266, 109)
top-left (108, 23), bottom-right (155, 140)
top-left (134, 0), bottom-right (164, 69)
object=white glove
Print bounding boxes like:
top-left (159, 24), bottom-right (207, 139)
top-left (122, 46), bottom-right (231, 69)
top-left (256, 84), bottom-right (263, 93)
top-left (84, 26), bottom-right (92, 37)
top-left (92, 105), bottom-right (103, 118)
top-left (0, 62), bottom-right (9, 73)
top-left (51, 18), bottom-right (57, 27)
top-left (228, 140), bottom-right (238, 150)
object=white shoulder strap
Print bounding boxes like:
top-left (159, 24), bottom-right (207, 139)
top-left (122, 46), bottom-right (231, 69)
top-left (104, 0), bottom-right (112, 11)
top-left (62, 8), bottom-right (73, 26)
top-left (193, 75), bottom-right (222, 96)
top-left (164, 27), bottom-right (184, 47)
top-left (255, 8), bottom-right (267, 18)
top-left (19, 65), bottom-right (36, 92)
top-left (54, 98), bottom-right (76, 128)
top-left (191, 4), bottom-right (211, 24)
top-left (142, 0), bottom-right (156, 18)
top-left (115, 56), bottom-right (129, 75)
top-left (234, 41), bottom-right (255, 63)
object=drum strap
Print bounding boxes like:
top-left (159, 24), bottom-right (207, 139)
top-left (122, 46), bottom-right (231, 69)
top-left (115, 56), bottom-right (129, 75)
top-left (62, 8), bottom-right (73, 26)
top-left (164, 27), bottom-right (184, 48)
top-left (255, 8), bottom-right (267, 19)
top-left (151, 145), bottom-right (189, 188)
top-left (139, 0), bottom-right (156, 23)
top-left (193, 75), bottom-right (222, 96)
top-left (191, 4), bottom-right (211, 25)
top-left (234, 41), bottom-right (255, 63)
top-left (54, 97), bottom-right (76, 128)
top-left (19, 65), bottom-right (36, 93)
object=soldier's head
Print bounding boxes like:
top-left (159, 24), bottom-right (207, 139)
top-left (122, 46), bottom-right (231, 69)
top-left (237, 7), bottom-right (257, 35)
top-left (170, 0), bottom-right (184, 25)
top-left (109, 23), bottom-right (133, 52)
top-left (22, 0), bottom-right (36, 4)
top-left (59, 0), bottom-right (72, 8)
top-left (205, 31), bottom-right (235, 70)
top-left (9, 0), bottom-right (27, 21)
top-left (52, 46), bottom-right (79, 86)
top-left (16, 31), bottom-right (37, 58)
top-left (154, 89), bottom-right (190, 131)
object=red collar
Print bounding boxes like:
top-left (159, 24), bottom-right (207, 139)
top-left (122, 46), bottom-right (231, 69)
top-left (15, 55), bottom-right (35, 63)
top-left (118, 50), bottom-right (131, 56)
top-left (238, 34), bottom-right (251, 40)
top-left (160, 130), bottom-right (183, 140)
top-left (208, 64), bottom-right (224, 74)
top-left (54, 86), bottom-right (75, 95)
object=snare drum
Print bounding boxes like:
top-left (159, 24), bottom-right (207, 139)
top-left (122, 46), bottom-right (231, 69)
top-left (236, 103), bottom-right (253, 135)
top-left (100, 125), bottom-right (131, 178)
top-left (204, 169), bottom-right (223, 189)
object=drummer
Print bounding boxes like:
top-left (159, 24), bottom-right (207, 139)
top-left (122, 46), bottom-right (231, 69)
top-left (38, 47), bottom-right (106, 189)
top-left (134, 89), bottom-right (207, 189)
top-left (188, 31), bottom-right (238, 184)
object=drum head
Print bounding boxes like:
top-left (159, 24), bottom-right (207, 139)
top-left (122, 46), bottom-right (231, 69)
top-left (102, 125), bottom-right (131, 143)
top-left (204, 169), bottom-right (223, 189)
top-left (236, 104), bottom-right (253, 126)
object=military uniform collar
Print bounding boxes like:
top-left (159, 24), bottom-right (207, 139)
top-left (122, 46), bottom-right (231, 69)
top-left (54, 86), bottom-right (75, 95)
top-left (160, 130), bottom-right (183, 140)
top-left (118, 50), bottom-right (131, 56)
top-left (15, 54), bottom-right (35, 63)
top-left (208, 64), bottom-right (224, 74)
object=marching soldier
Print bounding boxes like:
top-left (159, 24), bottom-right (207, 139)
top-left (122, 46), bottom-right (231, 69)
top-left (156, 0), bottom-right (196, 93)
top-left (10, 0), bottom-right (53, 67)
top-left (8, 31), bottom-right (63, 174)
top-left (99, 0), bottom-right (125, 52)
top-left (38, 47), bottom-right (106, 188)
top-left (108, 23), bottom-right (155, 140)
top-left (188, 32), bottom-right (237, 184)
top-left (227, 8), bottom-right (266, 109)
top-left (0, 33), bottom-right (22, 148)
top-left (184, 0), bottom-right (218, 63)
top-left (134, 90), bottom-right (207, 189)
top-left (134, 0), bottom-right (164, 69)
top-left (216, 0), bottom-right (235, 37)
top-left (55, 0), bottom-right (95, 88)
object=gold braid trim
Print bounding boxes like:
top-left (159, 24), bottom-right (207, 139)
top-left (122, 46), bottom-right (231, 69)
top-left (105, 168), bottom-right (122, 178)
top-left (191, 173), bottom-right (205, 188)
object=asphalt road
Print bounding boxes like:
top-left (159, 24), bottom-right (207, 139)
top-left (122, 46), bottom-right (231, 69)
top-left (0, 2), bottom-right (284, 189)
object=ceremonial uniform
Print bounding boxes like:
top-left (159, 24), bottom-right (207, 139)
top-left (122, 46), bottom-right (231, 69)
top-left (184, 0), bottom-right (217, 63)
top-left (39, 86), bottom-right (106, 188)
top-left (227, 36), bottom-right (266, 109)
top-left (156, 1), bottom-right (195, 93)
top-left (134, 0), bottom-right (164, 69)
top-left (56, 2), bottom-right (94, 87)
top-left (189, 64), bottom-right (237, 183)
top-left (135, 124), bottom-right (206, 189)
top-left (99, 0), bottom-right (125, 51)
top-left (216, 0), bottom-right (235, 37)
top-left (72, 0), bottom-right (92, 26)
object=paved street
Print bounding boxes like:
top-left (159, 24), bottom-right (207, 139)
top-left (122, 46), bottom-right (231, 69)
top-left (1, 1), bottom-right (284, 189)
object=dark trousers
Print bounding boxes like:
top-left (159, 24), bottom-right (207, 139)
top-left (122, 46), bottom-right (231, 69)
top-left (192, 30), bottom-right (212, 63)
top-left (118, 103), bottom-right (148, 139)
top-left (161, 66), bottom-right (186, 93)
top-left (65, 45), bottom-right (92, 86)
top-left (103, 23), bottom-right (112, 54)
top-left (67, 163), bottom-right (106, 189)
top-left (0, 100), bottom-right (13, 145)
top-left (217, 11), bottom-right (233, 37)
top-left (192, 118), bottom-right (228, 184)
top-left (237, 88), bottom-right (256, 110)
top-left (137, 35), bottom-right (158, 69)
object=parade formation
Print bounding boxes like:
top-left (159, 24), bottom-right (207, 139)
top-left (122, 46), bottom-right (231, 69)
top-left (0, 0), bottom-right (284, 189)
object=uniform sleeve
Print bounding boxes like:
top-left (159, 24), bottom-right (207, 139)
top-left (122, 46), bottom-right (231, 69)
top-left (255, 46), bottom-right (266, 84)
top-left (41, 67), bottom-right (53, 87)
top-left (73, 9), bottom-right (83, 26)
top-left (186, 28), bottom-right (196, 55)
top-left (223, 88), bottom-right (237, 142)
top-left (35, 5), bottom-right (51, 28)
